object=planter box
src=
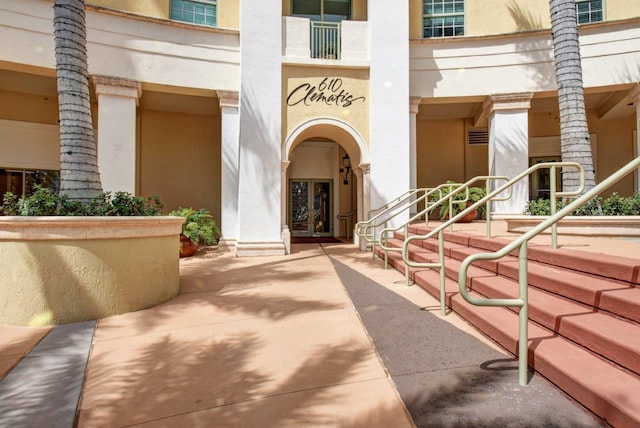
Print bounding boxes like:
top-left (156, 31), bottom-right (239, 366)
top-left (0, 216), bottom-right (184, 326)
top-left (504, 215), bottom-right (640, 237)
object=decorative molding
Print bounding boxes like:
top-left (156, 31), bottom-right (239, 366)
top-left (359, 163), bottom-right (371, 174)
top-left (235, 241), bottom-right (286, 257)
top-left (0, 216), bottom-right (183, 241)
top-left (217, 90), bottom-right (239, 109)
top-left (483, 92), bottom-right (534, 115)
top-left (630, 83), bottom-right (640, 103)
top-left (281, 161), bottom-right (291, 172)
top-left (409, 97), bottom-right (421, 114)
top-left (93, 75), bottom-right (142, 102)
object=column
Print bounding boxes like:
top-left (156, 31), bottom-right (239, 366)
top-left (631, 84), bottom-right (640, 191)
top-left (368, 0), bottom-right (410, 228)
top-left (353, 167), bottom-right (363, 247)
top-left (236, 0), bottom-right (285, 256)
top-left (359, 163), bottom-right (371, 251)
top-left (280, 161), bottom-right (291, 255)
top-left (93, 76), bottom-right (141, 194)
top-left (483, 93), bottom-right (533, 216)
top-left (410, 97), bottom-right (421, 214)
top-left (217, 90), bottom-right (240, 251)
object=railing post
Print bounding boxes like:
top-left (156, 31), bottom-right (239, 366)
top-left (439, 229), bottom-right (446, 315)
top-left (518, 242), bottom-right (529, 386)
top-left (550, 164), bottom-right (558, 249)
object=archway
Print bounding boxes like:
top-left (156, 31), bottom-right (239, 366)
top-left (281, 118), bottom-right (369, 253)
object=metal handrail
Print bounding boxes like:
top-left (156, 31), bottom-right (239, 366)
top-left (457, 156), bottom-right (640, 386)
top-left (355, 188), bottom-right (426, 253)
top-left (337, 210), bottom-right (357, 240)
top-left (377, 176), bottom-right (510, 271)
top-left (401, 162), bottom-right (584, 316)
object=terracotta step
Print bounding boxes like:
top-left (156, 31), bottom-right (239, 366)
top-left (376, 233), bottom-right (640, 426)
top-left (412, 268), bottom-right (640, 428)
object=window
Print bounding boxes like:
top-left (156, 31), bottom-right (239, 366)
top-left (575, 0), bottom-right (603, 24)
top-left (171, 0), bottom-right (217, 27)
top-left (423, 0), bottom-right (464, 38)
top-left (0, 168), bottom-right (60, 208)
top-left (292, 0), bottom-right (351, 22)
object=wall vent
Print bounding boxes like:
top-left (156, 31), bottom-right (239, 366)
top-left (468, 128), bottom-right (488, 145)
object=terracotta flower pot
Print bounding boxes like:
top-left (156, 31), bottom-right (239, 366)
top-left (457, 202), bottom-right (478, 223)
top-left (179, 235), bottom-right (199, 258)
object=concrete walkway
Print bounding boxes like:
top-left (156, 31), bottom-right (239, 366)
top-left (2, 225), bottom-right (630, 426)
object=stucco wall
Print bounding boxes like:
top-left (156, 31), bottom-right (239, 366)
top-left (410, 0), bottom-right (640, 39)
top-left (0, 217), bottom-right (182, 326)
top-left (88, 0), bottom-right (170, 19)
top-left (283, 66), bottom-right (370, 145)
top-left (416, 118), bottom-right (466, 187)
top-left (139, 108), bottom-right (221, 222)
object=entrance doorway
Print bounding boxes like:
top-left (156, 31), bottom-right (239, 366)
top-left (290, 179), bottom-right (333, 237)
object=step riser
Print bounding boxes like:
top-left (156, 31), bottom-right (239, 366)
top-left (375, 232), bottom-right (640, 427)
top-left (395, 233), bottom-right (640, 324)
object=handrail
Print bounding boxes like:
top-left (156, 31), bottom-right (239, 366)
top-left (457, 156), bottom-right (640, 386)
top-left (337, 210), bottom-right (357, 240)
top-left (355, 188), bottom-right (426, 254)
top-left (401, 162), bottom-right (584, 316)
top-left (377, 176), bottom-right (509, 271)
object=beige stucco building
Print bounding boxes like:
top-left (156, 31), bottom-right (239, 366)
top-left (1, 0), bottom-right (639, 255)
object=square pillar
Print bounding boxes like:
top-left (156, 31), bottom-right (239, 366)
top-left (236, 0), bottom-right (285, 256)
top-left (217, 90), bottom-right (240, 251)
top-left (93, 76), bottom-right (141, 194)
top-left (410, 97), bottom-right (421, 215)
top-left (368, 0), bottom-right (410, 228)
top-left (484, 93), bottom-right (533, 215)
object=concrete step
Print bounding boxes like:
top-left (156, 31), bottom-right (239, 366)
top-left (374, 234), bottom-right (640, 427)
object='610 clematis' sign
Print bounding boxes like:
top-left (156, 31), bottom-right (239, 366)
top-left (287, 78), bottom-right (366, 108)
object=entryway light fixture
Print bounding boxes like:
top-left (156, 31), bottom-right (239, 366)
top-left (342, 153), bottom-right (351, 185)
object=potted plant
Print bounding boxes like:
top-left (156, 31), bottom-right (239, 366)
top-left (169, 207), bottom-right (221, 257)
top-left (437, 182), bottom-right (486, 223)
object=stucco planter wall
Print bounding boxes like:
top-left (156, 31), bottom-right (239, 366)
top-left (0, 216), bottom-right (184, 326)
top-left (504, 215), bottom-right (640, 236)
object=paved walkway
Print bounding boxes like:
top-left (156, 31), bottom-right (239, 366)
top-left (3, 221), bottom-right (635, 426)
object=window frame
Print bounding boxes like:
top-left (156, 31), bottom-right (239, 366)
top-left (291, 0), bottom-right (352, 23)
top-left (575, 0), bottom-right (604, 25)
top-left (170, 0), bottom-right (218, 27)
top-left (422, 0), bottom-right (465, 39)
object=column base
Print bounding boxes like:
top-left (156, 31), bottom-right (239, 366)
top-left (281, 227), bottom-right (291, 255)
top-left (235, 241), bottom-right (287, 257)
top-left (218, 238), bottom-right (237, 252)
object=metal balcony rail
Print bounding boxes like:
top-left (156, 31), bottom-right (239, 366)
top-left (310, 21), bottom-right (341, 59)
top-left (458, 157), bottom-right (640, 386)
top-left (401, 163), bottom-right (584, 317)
top-left (355, 188), bottom-right (426, 255)
top-left (337, 210), bottom-right (357, 240)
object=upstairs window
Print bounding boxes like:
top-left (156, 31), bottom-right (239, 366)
top-left (576, 0), bottom-right (604, 24)
top-left (423, 0), bottom-right (464, 38)
top-left (171, 0), bottom-right (217, 27)
top-left (292, 0), bottom-right (351, 23)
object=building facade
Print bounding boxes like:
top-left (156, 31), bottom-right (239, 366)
top-left (1, 0), bottom-right (639, 255)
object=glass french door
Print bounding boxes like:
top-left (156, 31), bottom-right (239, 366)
top-left (290, 179), bottom-right (333, 237)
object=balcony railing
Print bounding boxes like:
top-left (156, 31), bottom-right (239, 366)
top-left (310, 21), bottom-right (341, 59)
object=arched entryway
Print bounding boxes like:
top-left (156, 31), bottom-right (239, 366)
top-left (281, 118), bottom-right (369, 252)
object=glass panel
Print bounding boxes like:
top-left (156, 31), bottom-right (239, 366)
top-left (293, 0), bottom-right (321, 20)
top-left (291, 180), bottom-right (310, 234)
top-left (171, 0), bottom-right (216, 27)
top-left (324, 0), bottom-right (350, 22)
top-left (312, 181), bottom-right (331, 234)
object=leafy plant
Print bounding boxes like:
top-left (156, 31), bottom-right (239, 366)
top-left (524, 192), bottom-right (640, 216)
top-left (169, 207), bottom-right (221, 245)
top-left (0, 186), bottom-right (164, 216)
top-left (436, 181), bottom-right (487, 220)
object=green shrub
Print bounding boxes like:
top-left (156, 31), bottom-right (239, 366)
top-left (0, 186), bottom-right (164, 217)
top-left (435, 181), bottom-right (487, 220)
top-left (525, 192), bottom-right (640, 216)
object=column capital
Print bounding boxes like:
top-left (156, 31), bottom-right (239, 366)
top-left (359, 163), bottom-right (371, 174)
top-left (92, 75), bottom-right (142, 102)
top-left (217, 90), bottom-right (239, 109)
top-left (410, 97), bottom-right (421, 114)
top-left (281, 161), bottom-right (291, 172)
top-left (630, 83), bottom-right (640, 103)
top-left (483, 92), bottom-right (534, 115)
